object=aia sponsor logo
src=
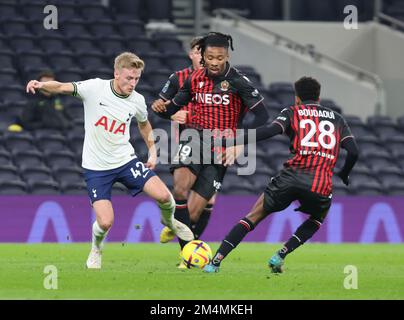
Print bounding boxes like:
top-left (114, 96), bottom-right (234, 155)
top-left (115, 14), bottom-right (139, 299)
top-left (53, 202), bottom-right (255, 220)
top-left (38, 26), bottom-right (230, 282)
top-left (94, 116), bottom-right (126, 135)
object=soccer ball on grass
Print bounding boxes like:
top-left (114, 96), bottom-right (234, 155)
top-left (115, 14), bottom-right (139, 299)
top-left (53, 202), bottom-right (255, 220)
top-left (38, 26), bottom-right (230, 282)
top-left (181, 240), bottom-right (212, 269)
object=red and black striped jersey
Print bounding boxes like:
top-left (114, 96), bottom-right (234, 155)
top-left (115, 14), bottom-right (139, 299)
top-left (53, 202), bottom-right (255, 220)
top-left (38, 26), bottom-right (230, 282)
top-left (171, 63), bottom-right (264, 134)
top-left (272, 102), bottom-right (354, 196)
top-left (159, 66), bottom-right (196, 125)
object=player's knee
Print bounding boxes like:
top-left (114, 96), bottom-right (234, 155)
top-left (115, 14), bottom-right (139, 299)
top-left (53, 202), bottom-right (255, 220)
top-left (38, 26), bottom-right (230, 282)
top-left (98, 218), bottom-right (114, 231)
top-left (173, 185), bottom-right (189, 200)
top-left (157, 191), bottom-right (174, 205)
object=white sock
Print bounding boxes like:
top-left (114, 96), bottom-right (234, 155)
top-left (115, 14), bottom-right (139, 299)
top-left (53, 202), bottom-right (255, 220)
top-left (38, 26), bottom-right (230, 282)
top-left (92, 221), bottom-right (109, 250)
top-left (158, 196), bottom-right (175, 227)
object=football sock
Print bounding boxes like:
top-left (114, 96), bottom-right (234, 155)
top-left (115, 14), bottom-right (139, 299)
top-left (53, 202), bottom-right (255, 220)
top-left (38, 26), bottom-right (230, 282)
top-left (91, 221), bottom-right (109, 250)
top-left (158, 196), bottom-right (176, 226)
top-left (191, 204), bottom-right (213, 239)
top-left (174, 199), bottom-right (191, 249)
top-left (211, 218), bottom-right (255, 267)
top-left (278, 218), bottom-right (321, 259)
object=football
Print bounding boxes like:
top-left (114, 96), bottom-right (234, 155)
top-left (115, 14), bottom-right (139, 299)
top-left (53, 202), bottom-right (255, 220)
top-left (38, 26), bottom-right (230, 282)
top-left (181, 240), bottom-right (212, 269)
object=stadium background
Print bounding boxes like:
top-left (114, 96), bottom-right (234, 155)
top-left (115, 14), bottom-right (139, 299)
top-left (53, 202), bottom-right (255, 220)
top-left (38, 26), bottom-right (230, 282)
top-left (0, 0), bottom-right (403, 244)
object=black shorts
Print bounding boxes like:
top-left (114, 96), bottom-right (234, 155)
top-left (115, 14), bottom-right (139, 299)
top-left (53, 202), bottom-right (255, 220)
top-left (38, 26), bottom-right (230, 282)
top-left (263, 168), bottom-right (332, 222)
top-left (170, 134), bottom-right (227, 200)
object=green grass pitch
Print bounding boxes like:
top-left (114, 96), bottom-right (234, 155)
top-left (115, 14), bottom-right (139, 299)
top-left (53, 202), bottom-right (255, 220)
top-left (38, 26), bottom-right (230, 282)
top-left (0, 243), bottom-right (403, 300)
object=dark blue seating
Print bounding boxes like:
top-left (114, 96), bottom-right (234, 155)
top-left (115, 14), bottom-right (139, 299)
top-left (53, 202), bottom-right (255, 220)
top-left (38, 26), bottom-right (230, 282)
top-left (2, 132), bottom-right (36, 152)
top-left (0, 53), bottom-right (15, 72)
top-left (0, 164), bottom-right (20, 182)
top-left (249, 0), bottom-right (282, 20)
top-left (12, 149), bottom-right (44, 168)
top-left (80, 4), bottom-right (111, 21)
top-left (48, 53), bottom-right (78, 72)
top-left (2, 20), bottom-right (32, 36)
top-left (89, 22), bottom-right (118, 38)
top-left (60, 180), bottom-right (87, 195)
top-left (154, 37), bottom-right (183, 54)
top-left (61, 21), bottom-right (91, 37)
top-left (53, 167), bottom-right (83, 184)
top-left (145, 0), bottom-right (173, 21)
top-left (0, 180), bottom-right (28, 195)
top-left (0, 4), bottom-right (20, 20)
top-left (27, 180), bottom-right (60, 195)
top-left (39, 37), bottom-right (73, 54)
top-left (98, 38), bottom-right (127, 56)
top-left (21, 166), bottom-right (53, 183)
top-left (165, 53), bottom-right (190, 71)
top-left (269, 82), bottom-right (295, 106)
top-left (0, 150), bottom-right (12, 166)
top-left (44, 150), bottom-right (76, 169)
top-left (35, 133), bottom-right (68, 152)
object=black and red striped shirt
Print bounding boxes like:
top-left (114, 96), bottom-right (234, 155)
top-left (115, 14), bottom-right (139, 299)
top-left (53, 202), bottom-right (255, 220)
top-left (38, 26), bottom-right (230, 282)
top-left (171, 63), bottom-right (264, 134)
top-left (159, 66), bottom-right (196, 125)
top-left (273, 102), bottom-right (354, 196)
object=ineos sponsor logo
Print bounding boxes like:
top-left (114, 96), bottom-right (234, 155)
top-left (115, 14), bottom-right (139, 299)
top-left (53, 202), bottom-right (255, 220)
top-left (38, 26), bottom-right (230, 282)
top-left (194, 93), bottom-right (230, 105)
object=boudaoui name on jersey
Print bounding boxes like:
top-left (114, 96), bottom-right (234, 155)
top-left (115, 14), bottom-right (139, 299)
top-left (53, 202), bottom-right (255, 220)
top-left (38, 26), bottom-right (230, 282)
top-left (298, 109), bottom-right (335, 119)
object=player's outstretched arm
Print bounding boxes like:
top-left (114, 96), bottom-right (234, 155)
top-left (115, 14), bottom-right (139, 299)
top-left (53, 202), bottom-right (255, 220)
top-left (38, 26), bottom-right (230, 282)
top-left (26, 80), bottom-right (74, 95)
top-left (336, 138), bottom-right (359, 186)
top-left (138, 120), bottom-right (157, 170)
top-left (242, 102), bottom-right (269, 129)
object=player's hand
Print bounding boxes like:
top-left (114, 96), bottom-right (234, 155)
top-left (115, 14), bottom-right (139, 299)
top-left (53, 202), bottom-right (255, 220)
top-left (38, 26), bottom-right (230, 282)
top-left (145, 155), bottom-right (157, 170)
top-left (151, 99), bottom-right (170, 113)
top-left (220, 144), bottom-right (244, 166)
top-left (26, 80), bottom-right (43, 94)
top-left (336, 171), bottom-right (349, 186)
top-left (170, 110), bottom-right (188, 124)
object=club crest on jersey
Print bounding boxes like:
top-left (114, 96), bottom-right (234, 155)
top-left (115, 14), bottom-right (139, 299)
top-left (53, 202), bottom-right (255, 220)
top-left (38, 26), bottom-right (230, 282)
top-left (95, 116), bottom-right (126, 135)
top-left (220, 80), bottom-right (230, 91)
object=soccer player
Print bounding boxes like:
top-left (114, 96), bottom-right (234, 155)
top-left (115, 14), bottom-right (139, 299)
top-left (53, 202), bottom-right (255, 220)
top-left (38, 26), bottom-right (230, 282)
top-left (152, 36), bottom-right (218, 244)
top-left (203, 76), bottom-right (359, 273)
top-left (26, 52), bottom-right (194, 269)
top-left (153, 32), bottom-right (269, 265)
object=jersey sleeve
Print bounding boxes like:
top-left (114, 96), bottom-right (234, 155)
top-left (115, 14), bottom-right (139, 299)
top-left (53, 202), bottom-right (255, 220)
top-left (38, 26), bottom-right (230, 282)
top-left (235, 75), bottom-right (264, 110)
top-left (271, 107), bottom-right (293, 134)
top-left (135, 94), bottom-right (148, 123)
top-left (159, 73), bottom-right (180, 101)
top-left (72, 78), bottom-right (100, 100)
top-left (340, 117), bottom-right (354, 142)
top-left (171, 77), bottom-right (192, 107)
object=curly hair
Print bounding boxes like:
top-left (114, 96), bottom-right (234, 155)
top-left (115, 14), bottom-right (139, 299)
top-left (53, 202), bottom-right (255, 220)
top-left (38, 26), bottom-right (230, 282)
top-left (194, 32), bottom-right (234, 66)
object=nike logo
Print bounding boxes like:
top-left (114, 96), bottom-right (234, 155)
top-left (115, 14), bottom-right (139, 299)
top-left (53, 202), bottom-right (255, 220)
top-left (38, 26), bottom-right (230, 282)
top-left (99, 102), bottom-right (109, 107)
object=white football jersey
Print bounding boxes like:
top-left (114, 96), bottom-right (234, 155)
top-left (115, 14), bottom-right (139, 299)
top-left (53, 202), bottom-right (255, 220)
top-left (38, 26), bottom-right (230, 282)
top-left (72, 78), bottom-right (148, 170)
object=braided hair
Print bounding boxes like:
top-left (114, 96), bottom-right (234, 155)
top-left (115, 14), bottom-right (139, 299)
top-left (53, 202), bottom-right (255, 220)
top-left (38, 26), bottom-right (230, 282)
top-left (194, 32), bottom-right (234, 66)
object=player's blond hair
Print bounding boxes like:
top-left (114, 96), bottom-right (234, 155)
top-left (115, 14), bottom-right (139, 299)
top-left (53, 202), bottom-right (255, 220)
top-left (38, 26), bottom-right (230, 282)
top-left (114, 52), bottom-right (145, 71)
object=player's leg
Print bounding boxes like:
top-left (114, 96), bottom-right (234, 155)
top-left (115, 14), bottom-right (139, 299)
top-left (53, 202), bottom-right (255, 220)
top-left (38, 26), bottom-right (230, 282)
top-left (270, 191), bottom-right (331, 270)
top-left (203, 194), bottom-right (269, 273)
top-left (86, 199), bottom-right (114, 269)
top-left (204, 172), bottom-right (295, 273)
top-left (114, 157), bottom-right (193, 242)
top-left (83, 169), bottom-right (115, 269)
top-left (189, 192), bottom-right (216, 239)
top-left (188, 164), bottom-right (226, 239)
top-left (143, 174), bottom-right (194, 242)
top-left (159, 167), bottom-right (197, 245)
